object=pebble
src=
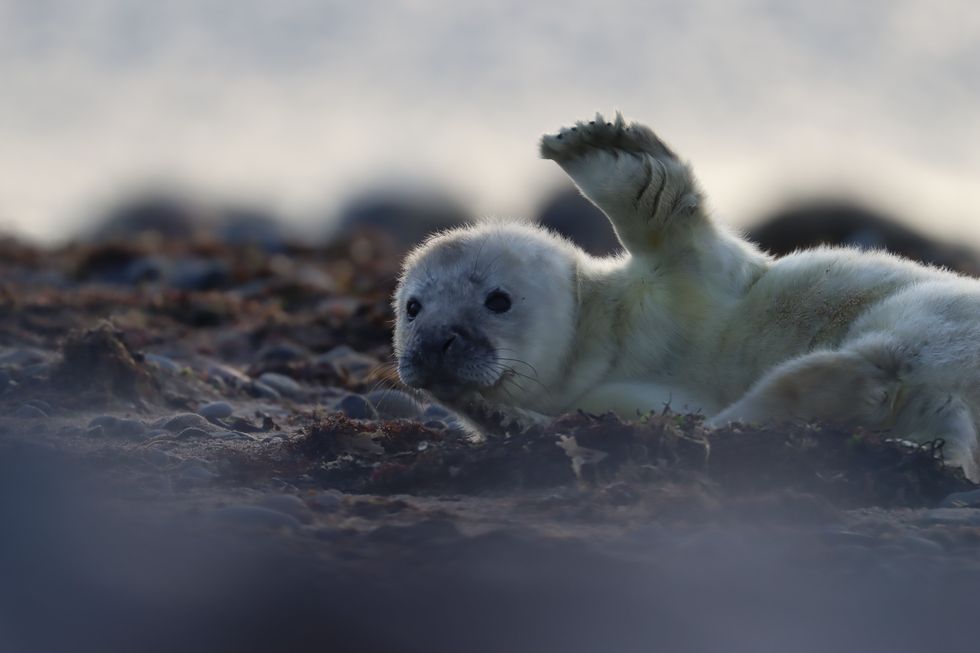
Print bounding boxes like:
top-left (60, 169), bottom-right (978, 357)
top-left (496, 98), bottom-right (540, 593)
top-left (257, 343), bottom-right (308, 365)
top-left (214, 430), bottom-right (257, 441)
top-left (159, 413), bottom-right (213, 432)
top-left (818, 529), bottom-right (878, 547)
top-left (0, 348), bottom-right (50, 368)
top-left (423, 404), bottom-right (453, 421)
top-left (176, 427), bottom-right (210, 439)
top-left (257, 372), bottom-right (304, 399)
top-left (939, 488), bottom-right (980, 509)
top-left (144, 353), bottom-right (181, 373)
top-left (169, 258), bottom-right (230, 291)
top-left (122, 256), bottom-right (168, 284)
top-left (897, 535), bottom-right (944, 555)
top-left (920, 508), bottom-right (980, 526)
top-left (88, 415), bottom-right (148, 438)
top-left (20, 362), bottom-right (53, 380)
top-left (210, 505), bottom-right (301, 532)
top-left (207, 364), bottom-right (251, 387)
top-left (143, 450), bottom-right (179, 467)
top-left (314, 345), bottom-right (379, 380)
top-left (336, 394), bottom-right (378, 420)
top-left (366, 389), bottom-right (423, 419)
top-left (12, 404), bottom-right (49, 419)
top-left (248, 381), bottom-right (281, 400)
top-left (257, 494), bottom-right (314, 524)
top-left (24, 399), bottom-right (55, 414)
top-left (198, 401), bottom-right (233, 420)
top-left (179, 459), bottom-right (217, 480)
top-left (310, 490), bottom-right (344, 512)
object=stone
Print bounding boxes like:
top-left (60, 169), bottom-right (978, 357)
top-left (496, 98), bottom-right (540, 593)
top-left (310, 490), bottom-right (344, 512)
top-left (939, 488), bottom-right (980, 509)
top-left (213, 430), bottom-right (257, 441)
top-left (314, 346), bottom-right (379, 380)
top-left (207, 364), bottom-right (251, 386)
top-left (257, 343), bottom-right (308, 365)
top-left (336, 394), bottom-right (378, 420)
top-left (143, 450), bottom-right (179, 467)
top-left (198, 401), bottom-right (233, 420)
top-left (176, 427), bottom-right (210, 439)
top-left (144, 353), bottom-right (180, 373)
top-left (0, 348), bottom-right (50, 368)
top-left (12, 404), bottom-right (48, 419)
top-left (210, 505), bottom-right (301, 532)
top-left (366, 389), bottom-right (423, 419)
top-left (921, 508), bottom-right (980, 526)
top-left (257, 372), bottom-right (304, 399)
top-left (897, 535), bottom-right (944, 555)
top-left (168, 258), bottom-right (230, 291)
top-left (248, 381), bottom-right (281, 400)
top-left (257, 494), bottom-right (314, 524)
top-left (88, 415), bottom-right (148, 438)
top-left (423, 404), bottom-right (452, 421)
top-left (159, 413), bottom-right (213, 432)
top-left (179, 460), bottom-right (217, 483)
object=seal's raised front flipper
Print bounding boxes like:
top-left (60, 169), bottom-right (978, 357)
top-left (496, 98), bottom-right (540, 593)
top-left (540, 112), bottom-right (705, 258)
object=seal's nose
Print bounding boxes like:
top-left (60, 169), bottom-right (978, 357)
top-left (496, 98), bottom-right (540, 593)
top-left (400, 323), bottom-right (491, 392)
top-left (413, 325), bottom-right (469, 374)
top-left (442, 334), bottom-right (457, 354)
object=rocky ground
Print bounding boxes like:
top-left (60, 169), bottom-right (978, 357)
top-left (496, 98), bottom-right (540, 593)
top-left (2, 229), bottom-right (980, 653)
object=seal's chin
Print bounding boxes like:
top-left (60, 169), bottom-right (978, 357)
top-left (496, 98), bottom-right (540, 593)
top-left (398, 360), bottom-right (503, 402)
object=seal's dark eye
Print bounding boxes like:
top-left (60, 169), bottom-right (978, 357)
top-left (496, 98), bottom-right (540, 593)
top-left (484, 290), bottom-right (511, 313)
top-left (406, 298), bottom-right (422, 319)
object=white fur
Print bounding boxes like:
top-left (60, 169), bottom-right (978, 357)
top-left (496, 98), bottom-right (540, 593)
top-left (394, 112), bottom-right (980, 480)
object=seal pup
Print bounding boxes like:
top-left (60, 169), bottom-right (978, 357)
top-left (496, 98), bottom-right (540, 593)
top-left (393, 112), bottom-right (980, 480)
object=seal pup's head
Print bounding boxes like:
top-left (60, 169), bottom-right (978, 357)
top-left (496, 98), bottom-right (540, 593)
top-left (393, 221), bottom-right (580, 403)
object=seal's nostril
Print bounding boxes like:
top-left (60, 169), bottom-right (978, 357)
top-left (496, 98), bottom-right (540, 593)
top-left (442, 335), bottom-right (456, 354)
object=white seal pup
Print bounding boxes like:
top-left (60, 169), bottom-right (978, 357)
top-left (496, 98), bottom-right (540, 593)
top-left (393, 112), bottom-right (980, 480)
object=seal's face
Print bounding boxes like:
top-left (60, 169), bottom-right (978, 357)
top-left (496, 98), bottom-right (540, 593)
top-left (393, 224), bottom-right (576, 402)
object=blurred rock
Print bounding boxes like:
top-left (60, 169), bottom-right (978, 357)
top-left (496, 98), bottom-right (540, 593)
top-left (940, 488), bottom-right (980, 508)
top-left (748, 200), bottom-right (980, 275)
top-left (257, 342), bottom-right (309, 365)
top-left (536, 188), bottom-right (622, 256)
top-left (257, 494), bottom-right (314, 524)
top-left (159, 413), bottom-right (213, 433)
top-left (12, 404), bottom-right (48, 419)
top-left (209, 505), bottom-right (301, 532)
top-left (216, 206), bottom-right (287, 252)
top-left (198, 401), bottom-right (234, 420)
top-left (168, 258), bottom-right (231, 291)
top-left (88, 415), bottom-right (147, 438)
top-left (314, 345), bottom-right (379, 382)
top-left (366, 389), bottom-right (424, 419)
top-left (336, 393), bottom-right (378, 420)
top-left (257, 372), bottom-right (304, 399)
top-left (333, 189), bottom-right (470, 252)
top-left (86, 194), bottom-right (200, 242)
top-left (144, 354), bottom-right (181, 373)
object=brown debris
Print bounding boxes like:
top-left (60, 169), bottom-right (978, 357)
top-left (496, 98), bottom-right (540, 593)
top-left (50, 321), bottom-right (159, 409)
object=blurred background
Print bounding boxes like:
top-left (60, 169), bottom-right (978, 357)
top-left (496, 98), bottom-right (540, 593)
top-left (2, 0), bottom-right (979, 263)
top-left (4, 5), bottom-right (980, 652)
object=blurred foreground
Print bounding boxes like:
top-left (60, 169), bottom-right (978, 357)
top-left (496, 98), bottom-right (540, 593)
top-left (1, 202), bottom-right (980, 652)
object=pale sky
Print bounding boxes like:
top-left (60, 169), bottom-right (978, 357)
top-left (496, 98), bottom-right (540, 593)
top-left (1, 0), bottom-right (979, 244)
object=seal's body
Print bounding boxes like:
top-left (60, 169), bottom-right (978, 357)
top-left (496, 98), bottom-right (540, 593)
top-left (393, 113), bottom-right (980, 480)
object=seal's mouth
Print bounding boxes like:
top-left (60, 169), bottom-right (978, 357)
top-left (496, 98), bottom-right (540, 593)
top-left (397, 355), bottom-right (504, 400)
